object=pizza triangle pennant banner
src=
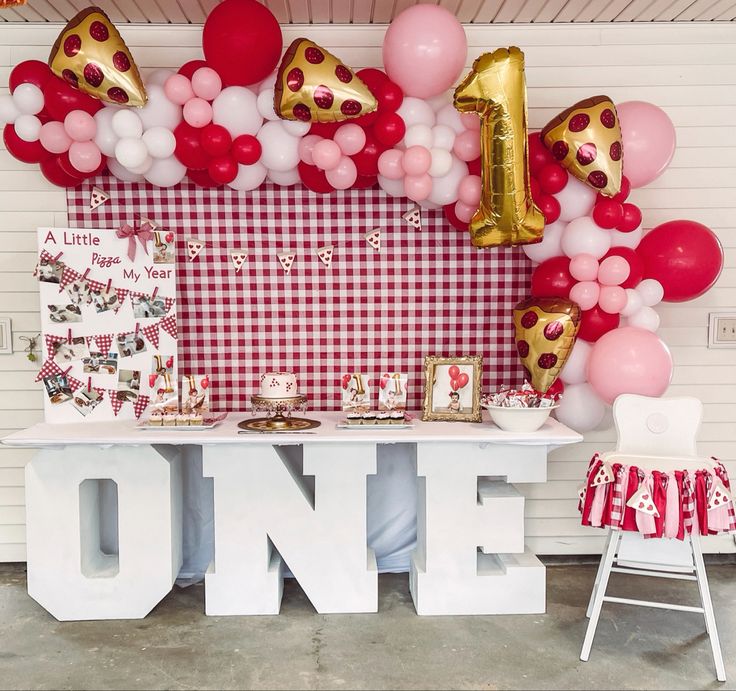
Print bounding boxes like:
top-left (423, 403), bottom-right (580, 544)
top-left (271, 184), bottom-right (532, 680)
top-left (160, 315), bottom-right (177, 340)
top-left (107, 389), bottom-right (125, 416)
top-left (187, 238), bottom-right (204, 262)
top-left (141, 322), bottom-right (160, 349)
top-left (114, 288), bottom-right (129, 313)
top-left (365, 228), bottom-right (381, 251)
top-left (278, 251), bottom-right (296, 274)
top-left (231, 250), bottom-right (248, 273)
top-left (90, 186), bottom-right (110, 211)
top-left (402, 205), bottom-right (422, 230)
top-left (316, 245), bottom-right (334, 268)
top-left (133, 394), bottom-right (150, 419)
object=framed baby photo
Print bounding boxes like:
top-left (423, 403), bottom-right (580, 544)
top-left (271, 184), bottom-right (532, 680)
top-left (421, 355), bottom-right (483, 422)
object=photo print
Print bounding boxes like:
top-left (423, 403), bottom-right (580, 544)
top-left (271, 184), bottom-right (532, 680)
top-left (71, 388), bottom-right (103, 417)
top-left (131, 294), bottom-right (168, 319)
top-left (65, 279), bottom-right (92, 306)
top-left (47, 303), bottom-right (82, 323)
top-left (37, 258), bottom-right (64, 284)
top-left (153, 230), bottom-right (176, 264)
top-left (82, 351), bottom-right (118, 375)
top-left (90, 286), bottom-right (119, 314)
top-left (182, 374), bottom-right (210, 414)
top-left (43, 373), bottom-right (73, 405)
top-left (117, 369), bottom-right (141, 403)
top-left (116, 331), bottom-right (147, 358)
top-left (52, 336), bottom-right (89, 364)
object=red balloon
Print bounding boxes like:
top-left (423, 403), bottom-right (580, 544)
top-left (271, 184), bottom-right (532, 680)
top-left (617, 203), bottom-right (642, 232)
top-left (351, 111), bottom-right (379, 128)
top-left (352, 174), bottom-right (378, 190)
top-left (537, 194), bottom-right (560, 224)
top-left (374, 80), bottom-right (404, 113)
top-left (448, 365), bottom-right (461, 380)
top-left (450, 379), bottom-right (460, 391)
top-left (351, 133), bottom-right (383, 177)
top-left (9, 60), bottom-right (52, 92)
top-left (42, 75), bottom-right (101, 121)
top-left (528, 132), bottom-right (553, 176)
top-left (578, 306), bottom-right (620, 343)
top-left (174, 122), bottom-right (211, 170)
top-left (200, 124), bottom-right (232, 158)
top-left (538, 163), bottom-right (567, 195)
top-left (467, 157), bottom-right (481, 176)
top-left (187, 168), bottom-right (222, 188)
top-left (636, 220), bottom-right (724, 302)
top-left (456, 372), bottom-right (469, 388)
top-left (356, 68), bottom-right (389, 94)
top-left (298, 161), bottom-right (334, 194)
top-left (530, 177), bottom-right (541, 201)
top-left (39, 155), bottom-right (83, 188)
top-left (208, 155), bottom-right (238, 184)
top-left (547, 378), bottom-right (565, 398)
top-left (179, 60), bottom-right (208, 79)
top-left (309, 121), bottom-right (341, 138)
top-left (531, 256), bottom-right (575, 298)
top-left (603, 247), bottom-right (643, 289)
top-left (373, 112), bottom-right (406, 148)
top-left (593, 198), bottom-right (624, 229)
top-left (612, 175), bottom-right (631, 203)
top-left (57, 151), bottom-right (88, 179)
top-left (443, 203), bottom-right (468, 232)
top-left (231, 134), bottom-right (262, 165)
top-left (202, 0), bottom-right (282, 86)
top-left (3, 124), bottom-right (51, 164)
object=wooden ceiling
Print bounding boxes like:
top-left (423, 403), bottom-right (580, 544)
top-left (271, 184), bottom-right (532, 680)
top-left (1, 0), bottom-right (736, 24)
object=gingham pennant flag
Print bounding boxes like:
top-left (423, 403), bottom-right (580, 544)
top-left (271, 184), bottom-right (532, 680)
top-left (94, 333), bottom-right (114, 355)
top-left (107, 389), bottom-right (126, 416)
top-left (66, 373), bottom-right (84, 392)
top-left (141, 322), bottom-right (160, 349)
top-left (163, 296), bottom-right (175, 314)
top-left (86, 278), bottom-right (106, 293)
top-left (115, 288), bottom-right (129, 310)
top-left (133, 394), bottom-right (150, 419)
top-left (85, 336), bottom-right (96, 349)
top-left (59, 266), bottom-right (83, 290)
top-left (35, 358), bottom-right (62, 382)
top-left (44, 334), bottom-right (65, 358)
top-left (160, 314), bottom-right (177, 340)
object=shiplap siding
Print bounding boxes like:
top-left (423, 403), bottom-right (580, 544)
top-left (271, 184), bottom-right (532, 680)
top-left (0, 22), bottom-right (735, 561)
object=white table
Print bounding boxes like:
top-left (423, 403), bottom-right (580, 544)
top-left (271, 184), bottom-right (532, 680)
top-left (3, 412), bottom-right (581, 620)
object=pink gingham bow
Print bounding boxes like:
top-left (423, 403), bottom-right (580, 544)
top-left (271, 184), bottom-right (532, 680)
top-left (116, 221), bottom-right (154, 262)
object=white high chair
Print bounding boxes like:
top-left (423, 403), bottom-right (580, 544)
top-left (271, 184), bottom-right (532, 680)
top-left (580, 394), bottom-right (726, 682)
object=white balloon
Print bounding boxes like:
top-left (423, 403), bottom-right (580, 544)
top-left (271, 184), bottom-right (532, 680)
top-left (427, 155), bottom-right (468, 206)
top-left (561, 216), bottom-right (611, 259)
top-left (377, 174), bottom-right (406, 198)
top-left (554, 382), bottom-right (606, 433)
top-left (228, 162), bottom-right (268, 191)
top-left (522, 220), bottom-right (566, 264)
top-left (107, 158), bottom-right (144, 182)
top-left (94, 107), bottom-right (120, 157)
top-left (213, 86), bottom-right (262, 137)
top-left (139, 84), bottom-right (182, 131)
top-left (12, 83), bottom-right (44, 115)
top-left (112, 110), bottom-right (143, 139)
top-left (142, 127), bottom-right (176, 159)
top-left (432, 124), bottom-right (456, 151)
top-left (145, 69), bottom-right (175, 87)
top-left (637, 278), bottom-right (664, 306)
top-left (426, 93), bottom-right (451, 112)
top-left (256, 121), bottom-right (300, 172)
top-left (620, 288), bottom-right (644, 317)
top-left (256, 88), bottom-right (280, 122)
top-left (559, 339), bottom-right (591, 385)
top-left (403, 124), bottom-right (433, 149)
top-left (626, 305), bottom-right (660, 332)
top-left (257, 71), bottom-right (277, 94)
top-left (555, 175), bottom-right (597, 222)
top-left (610, 223), bottom-right (643, 250)
top-left (435, 103), bottom-right (464, 134)
top-left (0, 94), bottom-right (20, 126)
top-left (144, 155), bottom-right (186, 187)
top-left (397, 97), bottom-right (435, 129)
top-left (128, 155), bottom-right (153, 175)
top-left (418, 198), bottom-right (441, 210)
top-left (268, 168), bottom-right (300, 186)
top-left (282, 119), bottom-right (311, 137)
top-left (428, 148), bottom-right (453, 178)
top-left (14, 114), bottom-right (41, 142)
top-left (115, 137), bottom-right (148, 169)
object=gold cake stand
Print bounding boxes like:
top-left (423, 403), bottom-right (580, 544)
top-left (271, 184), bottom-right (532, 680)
top-left (239, 394), bottom-right (321, 432)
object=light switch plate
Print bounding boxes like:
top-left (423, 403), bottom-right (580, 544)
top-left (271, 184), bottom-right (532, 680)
top-left (708, 312), bottom-right (736, 348)
top-left (0, 317), bottom-right (11, 354)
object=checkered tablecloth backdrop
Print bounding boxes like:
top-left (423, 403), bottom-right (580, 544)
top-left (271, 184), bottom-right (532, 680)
top-left (68, 178), bottom-right (532, 411)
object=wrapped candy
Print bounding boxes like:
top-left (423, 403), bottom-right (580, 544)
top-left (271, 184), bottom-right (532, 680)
top-left (482, 382), bottom-right (561, 409)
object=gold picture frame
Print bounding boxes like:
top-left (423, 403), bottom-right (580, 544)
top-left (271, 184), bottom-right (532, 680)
top-left (421, 355), bottom-right (483, 422)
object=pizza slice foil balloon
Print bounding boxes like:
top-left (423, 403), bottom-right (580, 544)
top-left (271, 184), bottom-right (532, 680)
top-left (541, 95), bottom-right (622, 197)
top-left (274, 38), bottom-right (377, 123)
top-left (49, 7), bottom-right (146, 107)
top-left (513, 296), bottom-right (581, 394)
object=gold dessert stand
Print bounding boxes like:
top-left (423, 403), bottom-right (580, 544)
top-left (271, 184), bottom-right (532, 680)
top-left (239, 394), bottom-right (321, 433)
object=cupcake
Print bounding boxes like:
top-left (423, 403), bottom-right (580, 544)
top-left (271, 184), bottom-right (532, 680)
top-left (361, 412), bottom-right (376, 425)
top-left (190, 412), bottom-right (204, 426)
top-left (148, 411), bottom-right (163, 426)
top-left (163, 413), bottom-right (177, 427)
top-left (389, 411), bottom-right (405, 425)
top-left (376, 412), bottom-right (389, 425)
top-left (176, 413), bottom-right (190, 426)
top-left (346, 412), bottom-right (362, 426)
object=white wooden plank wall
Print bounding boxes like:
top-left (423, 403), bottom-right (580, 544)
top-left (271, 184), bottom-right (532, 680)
top-left (0, 22), bottom-right (734, 561)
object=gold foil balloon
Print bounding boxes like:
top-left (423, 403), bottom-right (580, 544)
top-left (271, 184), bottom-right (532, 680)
top-left (48, 7), bottom-right (146, 107)
top-left (454, 47), bottom-right (544, 248)
top-left (274, 38), bottom-right (377, 123)
top-left (513, 296), bottom-right (581, 393)
top-left (541, 96), bottom-right (622, 197)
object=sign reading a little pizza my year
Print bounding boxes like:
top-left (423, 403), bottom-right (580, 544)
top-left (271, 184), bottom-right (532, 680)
top-left (36, 227), bottom-right (177, 423)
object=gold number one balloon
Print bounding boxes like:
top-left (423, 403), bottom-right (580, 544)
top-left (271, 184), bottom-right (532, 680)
top-left (454, 47), bottom-right (544, 248)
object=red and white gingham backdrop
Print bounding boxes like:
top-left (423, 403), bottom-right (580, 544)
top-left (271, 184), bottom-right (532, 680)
top-left (68, 178), bottom-right (531, 411)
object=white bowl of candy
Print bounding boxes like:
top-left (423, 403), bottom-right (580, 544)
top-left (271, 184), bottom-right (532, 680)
top-left (482, 386), bottom-right (559, 433)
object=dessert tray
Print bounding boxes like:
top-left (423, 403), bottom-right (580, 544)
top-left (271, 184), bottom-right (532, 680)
top-left (138, 412), bottom-right (228, 431)
top-left (336, 422), bottom-right (414, 430)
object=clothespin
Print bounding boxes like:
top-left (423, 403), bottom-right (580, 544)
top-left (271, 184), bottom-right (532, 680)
top-left (67, 328), bottom-right (72, 343)
top-left (106, 278), bottom-right (112, 293)
top-left (82, 268), bottom-right (90, 280)
top-left (151, 286), bottom-right (159, 301)
top-left (87, 377), bottom-right (92, 393)
top-left (52, 251), bottom-right (63, 262)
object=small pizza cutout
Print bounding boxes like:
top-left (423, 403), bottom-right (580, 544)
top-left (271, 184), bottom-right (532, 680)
top-left (402, 205), bottom-right (422, 230)
top-left (591, 463), bottom-right (614, 486)
top-left (187, 238), bottom-right (204, 262)
top-left (230, 250), bottom-right (248, 273)
top-left (626, 484), bottom-right (659, 517)
top-left (317, 245), bottom-right (334, 268)
top-left (708, 478), bottom-right (733, 511)
top-left (277, 251), bottom-right (296, 274)
top-left (365, 228), bottom-right (381, 252)
top-left (90, 186), bottom-right (109, 210)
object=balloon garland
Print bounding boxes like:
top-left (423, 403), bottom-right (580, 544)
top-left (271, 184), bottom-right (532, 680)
top-left (1, 2), bottom-right (724, 432)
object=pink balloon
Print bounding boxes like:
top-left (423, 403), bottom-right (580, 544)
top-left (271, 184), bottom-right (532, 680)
top-left (598, 285), bottom-right (627, 314)
top-left (312, 139), bottom-right (342, 171)
top-left (402, 145), bottom-right (432, 176)
top-left (39, 121), bottom-right (72, 154)
top-left (454, 200), bottom-right (475, 223)
top-left (457, 174), bottom-right (481, 206)
top-left (453, 129), bottom-right (480, 162)
top-left (63, 110), bottom-right (96, 142)
top-left (298, 134), bottom-right (322, 165)
top-left (325, 155), bottom-right (357, 190)
top-left (382, 4), bottom-right (467, 99)
top-left (569, 281), bottom-right (600, 311)
top-left (333, 124), bottom-right (366, 156)
top-left (404, 173), bottom-right (432, 201)
top-left (618, 101), bottom-right (676, 188)
top-left (597, 256), bottom-right (630, 286)
top-left (68, 140), bottom-right (101, 174)
top-left (569, 253), bottom-right (599, 282)
top-left (460, 112), bottom-right (480, 132)
top-left (377, 149), bottom-right (404, 180)
top-left (164, 74), bottom-right (195, 106)
top-left (183, 98), bottom-right (213, 128)
top-left (191, 67), bottom-right (222, 101)
top-left (587, 326), bottom-right (673, 404)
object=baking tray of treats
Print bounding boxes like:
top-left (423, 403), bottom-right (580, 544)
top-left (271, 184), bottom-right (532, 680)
top-left (138, 412), bottom-right (228, 430)
top-left (336, 413), bottom-right (413, 430)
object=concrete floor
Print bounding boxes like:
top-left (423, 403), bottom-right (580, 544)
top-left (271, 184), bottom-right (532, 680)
top-left (0, 560), bottom-right (734, 691)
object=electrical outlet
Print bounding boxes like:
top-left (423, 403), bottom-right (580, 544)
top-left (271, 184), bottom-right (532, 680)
top-left (708, 313), bottom-right (736, 348)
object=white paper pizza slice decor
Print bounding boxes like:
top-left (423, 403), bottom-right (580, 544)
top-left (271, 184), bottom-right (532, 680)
top-left (365, 228), bottom-right (381, 252)
top-left (402, 205), bottom-right (422, 230)
top-left (89, 186), bottom-right (109, 210)
top-left (187, 238), bottom-right (204, 262)
top-left (626, 483), bottom-right (660, 517)
top-left (277, 251), bottom-right (296, 274)
top-left (708, 477), bottom-right (733, 511)
top-left (231, 250), bottom-right (248, 273)
top-left (317, 245), bottom-right (334, 268)
top-left (591, 462), bottom-right (614, 487)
